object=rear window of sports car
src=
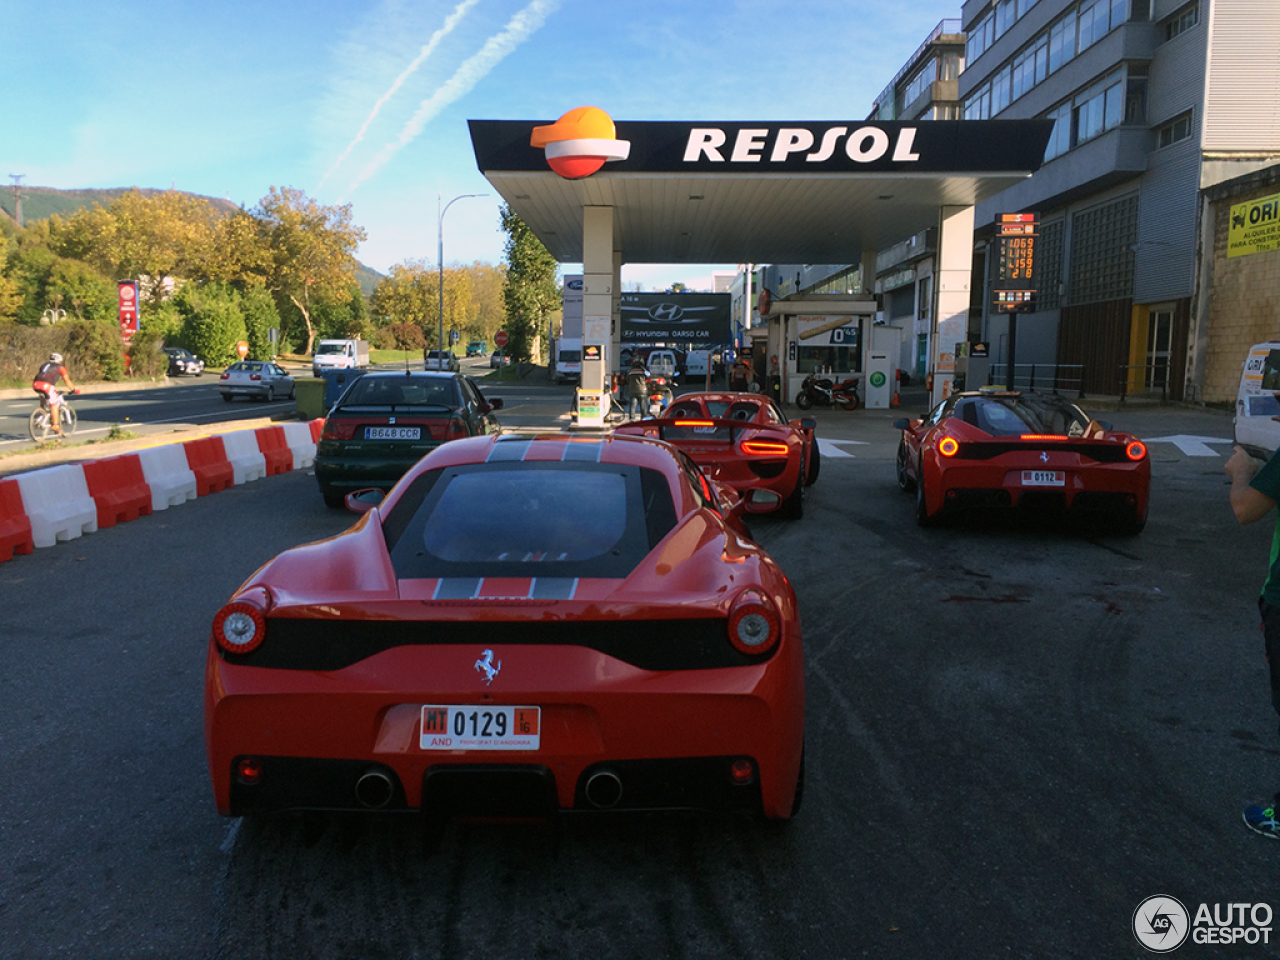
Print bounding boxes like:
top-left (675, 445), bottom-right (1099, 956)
top-left (382, 462), bottom-right (677, 579)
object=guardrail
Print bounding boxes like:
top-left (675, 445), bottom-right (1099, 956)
top-left (1117, 362), bottom-right (1172, 403)
top-left (986, 363), bottom-right (1086, 398)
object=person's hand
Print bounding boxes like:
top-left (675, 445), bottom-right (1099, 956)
top-left (1226, 444), bottom-right (1261, 482)
top-left (72, 388), bottom-right (81, 395)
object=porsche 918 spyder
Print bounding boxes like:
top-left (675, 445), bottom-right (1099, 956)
top-left (204, 433), bottom-right (805, 829)
top-left (894, 389), bottom-right (1150, 533)
top-left (614, 393), bottom-right (818, 520)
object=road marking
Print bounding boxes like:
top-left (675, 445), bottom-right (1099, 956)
top-left (818, 438), bottom-right (869, 458)
top-left (1144, 435), bottom-right (1234, 457)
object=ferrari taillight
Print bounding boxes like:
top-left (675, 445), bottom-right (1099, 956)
top-left (674, 420), bottom-right (715, 427)
top-left (1020, 434), bottom-right (1067, 441)
top-left (212, 601), bottom-right (266, 654)
top-left (446, 418), bottom-right (467, 437)
top-left (741, 440), bottom-right (789, 456)
top-left (938, 437), bottom-right (959, 457)
top-left (728, 589), bottom-right (781, 656)
top-left (1126, 440), bottom-right (1147, 461)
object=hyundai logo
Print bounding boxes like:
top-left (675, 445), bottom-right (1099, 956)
top-left (649, 303), bottom-right (684, 322)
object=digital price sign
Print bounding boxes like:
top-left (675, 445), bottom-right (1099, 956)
top-left (993, 212), bottom-right (1038, 313)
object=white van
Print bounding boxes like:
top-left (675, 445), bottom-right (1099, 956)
top-left (554, 338), bottom-right (582, 384)
top-left (1235, 341), bottom-right (1280, 458)
top-left (685, 350), bottom-right (711, 379)
top-left (647, 349), bottom-right (678, 382)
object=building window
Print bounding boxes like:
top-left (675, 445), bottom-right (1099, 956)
top-left (904, 59), bottom-right (937, 106)
top-left (992, 65), bottom-right (1013, 115)
top-left (1125, 68), bottom-right (1148, 123)
top-left (995, 0), bottom-right (1018, 39)
top-left (1165, 2), bottom-right (1199, 41)
top-left (1017, 0), bottom-right (1041, 16)
top-left (965, 81), bottom-right (992, 120)
top-left (1037, 220), bottom-right (1064, 309)
top-left (1070, 70), bottom-right (1125, 147)
top-left (967, 10), bottom-right (996, 62)
top-left (1012, 35), bottom-right (1048, 101)
top-left (1048, 9), bottom-right (1078, 73)
top-left (1156, 110), bottom-right (1193, 148)
top-left (1068, 195), bottom-right (1138, 305)
top-left (1044, 103), bottom-right (1072, 161)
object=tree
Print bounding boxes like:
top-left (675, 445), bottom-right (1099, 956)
top-left (0, 268), bottom-right (21, 322)
top-left (175, 283), bottom-right (247, 366)
top-left (240, 285), bottom-right (281, 361)
top-left (500, 206), bottom-right (558, 363)
top-left (51, 189), bottom-right (218, 299)
top-left (253, 187), bottom-right (366, 356)
top-left (46, 259), bottom-right (115, 321)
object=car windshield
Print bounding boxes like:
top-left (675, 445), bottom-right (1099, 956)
top-left (954, 395), bottom-right (1091, 437)
top-left (382, 461), bottom-right (677, 579)
top-left (340, 377), bottom-right (457, 407)
top-left (315, 344), bottom-right (346, 354)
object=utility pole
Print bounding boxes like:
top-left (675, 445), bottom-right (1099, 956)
top-left (7, 174), bottom-right (24, 226)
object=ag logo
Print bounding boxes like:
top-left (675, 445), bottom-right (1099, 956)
top-left (1133, 895), bottom-right (1189, 953)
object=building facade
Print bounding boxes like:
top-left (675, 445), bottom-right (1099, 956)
top-left (959, 0), bottom-right (1280, 399)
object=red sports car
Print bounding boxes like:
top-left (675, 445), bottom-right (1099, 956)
top-left (614, 392), bottom-right (818, 520)
top-left (895, 389), bottom-right (1150, 533)
top-left (204, 432), bottom-right (805, 829)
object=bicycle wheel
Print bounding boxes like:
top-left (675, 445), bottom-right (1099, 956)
top-left (60, 404), bottom-right (78, 437)
top-left (28, 407), bottom-right (52, 442)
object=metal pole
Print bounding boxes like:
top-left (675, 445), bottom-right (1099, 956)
top-left (438, 193), bottom-right (488, 361)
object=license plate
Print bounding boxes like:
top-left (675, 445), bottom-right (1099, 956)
top-left (419, 705), bottom-right (541, 751)
top-left (366, 426), bottom-right (421, 440)
top-left (1021, 470), bottom-right (1065, 486)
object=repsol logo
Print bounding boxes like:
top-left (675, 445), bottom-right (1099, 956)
top-left (683, 126), bottom-right (920, 164)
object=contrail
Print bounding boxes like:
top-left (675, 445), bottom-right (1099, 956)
top-left (317, 0), bottom-right (481, 191)
top-left (345, 0), bottom-right (560, 194)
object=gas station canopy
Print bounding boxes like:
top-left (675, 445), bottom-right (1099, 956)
top-left (469, 118), bottom-right (1055, 264)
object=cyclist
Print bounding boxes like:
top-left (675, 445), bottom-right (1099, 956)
top-left (32, 352), bottom-right (78, 437)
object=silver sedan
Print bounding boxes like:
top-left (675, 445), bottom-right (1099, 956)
top-left (218, 361), bottom-right (296, 402)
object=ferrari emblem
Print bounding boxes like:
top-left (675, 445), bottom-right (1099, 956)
top-left (1040, 451), bottom-right (1049, 463)
top-left (474, 649), bottom-right (501, 685)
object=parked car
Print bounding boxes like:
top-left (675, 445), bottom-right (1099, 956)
top-left (490, 349), bottom-right (512, 369)
top-left (313, 370), bottom-right (502, 508)
top-left (164, 347), bottom-right (204, 377)
top-left (894, 389), bottom-right (1151, 533)
top-left (1234, 341), bottom-right (1280, 459)
top-left (204, 432), bottom-right (805, 826)
top-left (466, 340), bottom-right (488, 357)
top-left (615, 392), bottom-right (818, 519)
top-left (424, 349), bottom-right (460, 372)
top-left (218, 361), bottom-right (295, 403)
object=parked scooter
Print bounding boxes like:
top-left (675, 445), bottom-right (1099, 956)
top-left (795, 372), bottom-right (860, 410)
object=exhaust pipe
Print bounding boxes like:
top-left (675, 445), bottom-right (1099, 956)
top-left (584, 769), bottom-right (623, 809)
top-left (355, 769), bottom-right (395, 809)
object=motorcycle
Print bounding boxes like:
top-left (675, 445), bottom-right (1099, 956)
top-left (795, 373), bottom-right (860, 410)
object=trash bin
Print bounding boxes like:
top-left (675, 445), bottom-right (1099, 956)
top-left (320, 369), bottom-right (367, 410)
top-left (294, 378), bottom-right (327, 421)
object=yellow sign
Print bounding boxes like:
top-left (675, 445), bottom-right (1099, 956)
top-left (1228, 193), bottom-right (1280, 258)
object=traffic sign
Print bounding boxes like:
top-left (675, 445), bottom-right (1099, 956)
top-left (494, 330), bottom-right (509, 347)
top-left (236, 340), bottom-right (249, 358)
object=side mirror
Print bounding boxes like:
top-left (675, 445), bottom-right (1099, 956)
top-left (345, 488), bottom-right (385, 514)
top-left (892, 418), bottom-right (912, 430)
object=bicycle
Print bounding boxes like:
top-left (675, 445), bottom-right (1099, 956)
top-left (29, 391), bottom-right (79, 443)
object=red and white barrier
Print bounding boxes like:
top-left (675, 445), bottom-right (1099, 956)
top-left (0, 417), bottom-right (329, 563)
top-left (15, 464), bottom-right (99, 547)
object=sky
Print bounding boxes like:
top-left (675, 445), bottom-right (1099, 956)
top-left (4, 0), bottom-right (963, 291)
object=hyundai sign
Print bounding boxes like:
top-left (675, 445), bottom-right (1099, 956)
top-left (619, 292), bottom-right (731, 343)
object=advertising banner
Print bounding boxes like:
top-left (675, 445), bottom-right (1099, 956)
top-left (118, 281), bottom-right (139, 342)
top-left (619, 292), bottom-right (731, 343)
top-left (1229, 193), bottom-right (1280, 258)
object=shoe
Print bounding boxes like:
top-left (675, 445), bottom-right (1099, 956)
top-left (1243, 795), bottom-right (1280, 838)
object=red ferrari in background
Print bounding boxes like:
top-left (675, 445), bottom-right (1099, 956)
top-left (614, 392), bottom-right (818, 520)
top-left (895, 389), bottom-right (1150, 533)
top-left (204, 433), bottom-right (805, 829)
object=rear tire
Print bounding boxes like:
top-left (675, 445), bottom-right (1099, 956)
top-left (780, 456), bottom-right (806, 519)
top-left (322, 489), bottom-right (346, 509)
top-left (222, 393), bottom-right (233, 403)
top-left (805, 440), bottom-right (821, 486)
top-left (28, 407), bottom-right (51, 442)
top-left (896, 441), bottom-right (916, 492)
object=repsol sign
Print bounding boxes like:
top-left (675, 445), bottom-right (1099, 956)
top-left (469, 118), bottom-right (1056, 176)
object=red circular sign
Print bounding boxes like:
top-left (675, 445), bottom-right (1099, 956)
top-left (494, 331), bottom-right (509, 347)
top-left (236, 340), bottom-right (250, 358)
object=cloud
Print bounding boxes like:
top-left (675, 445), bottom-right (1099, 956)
top-left (316, 0), bottom-right (481, 192)
top-left (345, 0), bottom-right (560, 195)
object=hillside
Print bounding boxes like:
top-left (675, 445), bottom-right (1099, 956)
top-left (0, 185), bottom-right (384, 296)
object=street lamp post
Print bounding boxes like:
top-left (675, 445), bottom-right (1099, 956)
top-left (438, 193), bottom-right (487, 360)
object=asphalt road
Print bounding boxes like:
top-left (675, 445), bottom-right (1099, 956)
top-left (2, 395), bottom-right (1275, 960)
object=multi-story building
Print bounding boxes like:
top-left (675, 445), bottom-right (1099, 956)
top-left (959, 0), bottom-right (1280, 399)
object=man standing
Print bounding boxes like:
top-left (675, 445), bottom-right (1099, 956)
top-left (625, 357), bottom-right (650, 421)
top-left (1227, 439), bottom-right (1280, 838)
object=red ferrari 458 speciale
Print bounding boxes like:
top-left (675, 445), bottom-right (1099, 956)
top-left (204, 432), bottom-right (805, 829)
top-left (614, 392), bottom-right (818, 519)
top-left (895, 389), bottom-right (1151, 533)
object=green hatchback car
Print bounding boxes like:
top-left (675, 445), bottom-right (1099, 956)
top-left (314, 371), bottom-right (503, 508)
